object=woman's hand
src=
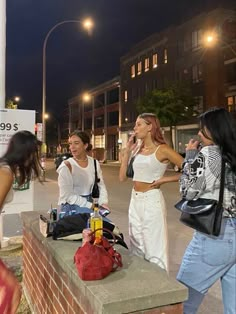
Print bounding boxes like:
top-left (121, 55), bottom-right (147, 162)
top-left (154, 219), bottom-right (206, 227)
top-left (100, 203), bottom-right (110, 210)
top-left (126, 134), bottom-right (139, 153)
top-left (186, 139), bottom-right (200, 151)
top-left (150, 179), bottom-right (163, 189)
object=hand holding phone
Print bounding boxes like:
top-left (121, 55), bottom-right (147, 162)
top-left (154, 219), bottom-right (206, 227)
top-left (99, 205), bottom-right (111, 217)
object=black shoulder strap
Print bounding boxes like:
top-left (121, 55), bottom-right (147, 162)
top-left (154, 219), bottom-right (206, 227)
top-left (93, 159), bottom-right (100, 182)
top-left (218, 159), bottom-right (225, 207)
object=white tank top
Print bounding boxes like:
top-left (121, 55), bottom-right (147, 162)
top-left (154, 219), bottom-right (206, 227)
top-left (132, 146), bottom-right (167, 183)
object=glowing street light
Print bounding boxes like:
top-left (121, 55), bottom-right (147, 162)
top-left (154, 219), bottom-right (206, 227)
top-left (204, 32), bottom-right (236, 55)
top-left (41, 18), bottom-right (94, 155)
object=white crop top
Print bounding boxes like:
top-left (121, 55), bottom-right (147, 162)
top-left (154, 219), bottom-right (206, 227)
top-left (132, 147), bottom-right (167, 183)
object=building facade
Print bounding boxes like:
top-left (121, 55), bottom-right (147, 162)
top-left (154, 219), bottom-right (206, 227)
top-left (68, 76), bottom-right (120, 161)
top-left (120, 7), bottom-right (236, 152)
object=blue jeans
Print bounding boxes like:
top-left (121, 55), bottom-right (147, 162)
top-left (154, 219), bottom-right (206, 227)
top-left (60, 203), bottom-right (111, 222)
top-left (60, 203), bottom-right (93, 216)
top-left (177, 218), bottom-right (236, 314)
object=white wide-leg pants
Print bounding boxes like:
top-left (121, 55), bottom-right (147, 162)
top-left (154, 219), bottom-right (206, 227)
top-left (129, 188), bottom-right (169, 271)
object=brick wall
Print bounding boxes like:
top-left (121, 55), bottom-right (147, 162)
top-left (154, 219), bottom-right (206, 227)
top-left (22, 212), bottom-right (186, 314)
top-left (23, 229), bottom-right (93, 314)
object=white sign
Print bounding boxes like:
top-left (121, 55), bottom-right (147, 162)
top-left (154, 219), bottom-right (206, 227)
top-left (0, 109), bottom-right (35, 214)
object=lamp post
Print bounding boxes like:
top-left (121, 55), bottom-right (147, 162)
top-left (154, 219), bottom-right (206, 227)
top-left (82, 92), bottom-right (91, 131)
top-left (41, 18), bottom-right (93, 155)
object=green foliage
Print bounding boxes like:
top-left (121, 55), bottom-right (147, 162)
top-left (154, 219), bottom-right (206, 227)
top-left (136, 81), bottom-right (198, 127)
top-left (6, 99), bottom-right (18, 109)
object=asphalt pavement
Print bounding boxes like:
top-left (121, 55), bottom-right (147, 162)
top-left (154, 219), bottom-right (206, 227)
top-left (3, 159), bottom-right (224, 314)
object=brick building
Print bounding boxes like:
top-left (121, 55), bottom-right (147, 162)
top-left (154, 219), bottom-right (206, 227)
top-left (120, 7), bottom-right (236, 151)
top-left (68, 76), bottom-right (120, 161)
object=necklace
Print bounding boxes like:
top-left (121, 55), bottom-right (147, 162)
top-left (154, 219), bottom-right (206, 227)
top-left (143, 145), bottom-right (156, 150)
top-left (74, 157), bottom-right (88, 162)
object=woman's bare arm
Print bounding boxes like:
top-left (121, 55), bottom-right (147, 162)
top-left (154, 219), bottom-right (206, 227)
top-left (0, 168), bottom-right (14, 210)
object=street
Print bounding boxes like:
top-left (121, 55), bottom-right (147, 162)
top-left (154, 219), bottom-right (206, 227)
top-left (4, 160), bottom-right (223, 314)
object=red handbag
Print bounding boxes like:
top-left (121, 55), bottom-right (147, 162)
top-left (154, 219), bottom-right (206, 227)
top-left (74, 228), bottom-right (123, 281)
top-left (0, 258), bottom-right (22, 313)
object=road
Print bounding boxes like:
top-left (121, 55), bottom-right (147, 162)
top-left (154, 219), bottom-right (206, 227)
top-left (4, 159), bottom-right (223, 314)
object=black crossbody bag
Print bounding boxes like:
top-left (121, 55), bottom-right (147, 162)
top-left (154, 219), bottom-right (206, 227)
top-left (91, 159), bottom-right (100, 199)
top-left (175, 159), bottom-right (225, 236)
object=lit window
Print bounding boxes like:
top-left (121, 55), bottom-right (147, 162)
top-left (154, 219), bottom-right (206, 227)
top-left (131, 65), bottom-right (135, 78)
top-left (227, 96), bottom-right (235, 112)
top-left (137, 61), bottom-right (142, 75)
top-left (164, 49), bottom-right (168, 64)
top-left (144, 58), bottom-right (149, 72)
top-left (152, 53), bottom-right (158, 68)
top-left (124, 90), bottom-right (128, 102)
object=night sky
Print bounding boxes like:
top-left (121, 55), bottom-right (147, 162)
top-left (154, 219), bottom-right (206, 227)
top-left (6, 0), bottom-right (235, 121)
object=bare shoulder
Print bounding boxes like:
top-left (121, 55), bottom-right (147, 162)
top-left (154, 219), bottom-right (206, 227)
top-left (0, 166), bottom-right (14, 188)
top-left (0, 166), bottom-right (13, 178)
top-left (157, 144), bottom-right (184, 166)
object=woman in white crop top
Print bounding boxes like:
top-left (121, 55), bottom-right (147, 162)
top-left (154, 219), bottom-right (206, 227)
top-left (0, 130), bottom-right (42, 312)
top-left (57, 130), bottom-right (109, 217)
top-left (119, 113), bottom-right (183, 271)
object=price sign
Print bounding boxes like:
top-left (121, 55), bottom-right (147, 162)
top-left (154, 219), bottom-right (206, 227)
top-left (0, 108), bottom-right (35, 156)
top-left (0, 108), bottom-right (36, 214)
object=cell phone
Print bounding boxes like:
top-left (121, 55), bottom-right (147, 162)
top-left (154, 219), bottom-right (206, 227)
top-left (99, 206), bottom-right (111, 217)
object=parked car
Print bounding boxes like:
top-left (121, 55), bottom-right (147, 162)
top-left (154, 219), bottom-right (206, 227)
top-left (54, 153), bottom-right (72, 169)
top-left (174, 152), bottom-right (186, 172)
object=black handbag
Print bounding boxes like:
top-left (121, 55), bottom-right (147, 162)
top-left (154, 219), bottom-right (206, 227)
top-left (126, 156), bottom-right (135, 178)
top-left (92, 159), bottom-right (100, 198)
top-left (175, 159), bottom-right (225, 236)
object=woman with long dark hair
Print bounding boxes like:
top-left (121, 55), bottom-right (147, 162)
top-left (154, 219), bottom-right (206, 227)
top-left (0, 130), bottom-right (42, 313)
top-left (177, 108), bottom-right (236, 313)
top-left (119, 113), bottom-right (183, 271)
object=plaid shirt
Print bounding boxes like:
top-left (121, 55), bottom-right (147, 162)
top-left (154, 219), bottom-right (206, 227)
top-left (180, 145), bottom-right (236, 218)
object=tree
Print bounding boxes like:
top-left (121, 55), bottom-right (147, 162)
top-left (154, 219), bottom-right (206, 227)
top-left (5, 99), bottom-right (18, 109)
top-left (136, 81), bottom-right (198, 147)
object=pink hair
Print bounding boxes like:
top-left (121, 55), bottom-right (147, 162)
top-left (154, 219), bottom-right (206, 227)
top-left (138, 113), bottom-right (166, 144)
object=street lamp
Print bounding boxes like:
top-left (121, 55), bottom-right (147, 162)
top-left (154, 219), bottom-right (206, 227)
top-left (41, 18), bottom-right (94, 155)
top-left (204, 32), bottom-right (236, 56)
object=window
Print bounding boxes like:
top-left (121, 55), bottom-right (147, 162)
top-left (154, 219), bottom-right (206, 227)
top-left (108, 111), bottom-right (119, 126)
top-left (164, 49), bottom-right (168, 64)
top-left (194, 96), bottom-right (204, 113)
top-left (144, 58), bottom-right (149, 72)
top-left (124, 90), bottom-right (128, 102)
top-left (225, 61), bottom-right (236, 83)
top-left (152, 53), bottom-right (158, 68)
top-left (95, 115), bottom-right (104, 128)
top-left (227, 96), bottom-right (236, 112)
top-left (192, 29), bottom-right (202, 49)
top-left (137, 61), bottom-right (142, 75)
top-left (131, 65), bottom-right (135, 78)
top-left (108, 88), bottom-right (119, 104)
top-left (192, 64), bottom-right (203, 83)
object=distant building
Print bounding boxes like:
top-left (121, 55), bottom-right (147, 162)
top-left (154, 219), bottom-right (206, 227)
top-left (120, 7), bottom-right (236, 151)
top-left (68, 76), bottom-right (120, 161)
top-left (68, 7), bottom-right (236, 158)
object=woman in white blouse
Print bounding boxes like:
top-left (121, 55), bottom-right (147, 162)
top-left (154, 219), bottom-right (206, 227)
top-left (57, 131), bottom-right (109, 216)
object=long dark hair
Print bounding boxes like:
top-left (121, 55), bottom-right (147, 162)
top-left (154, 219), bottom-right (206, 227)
top-left (138, 113), bottom-right (166, 144)
top-left (0, 131), bottom-right (42, 185)
top-left (199, 108), bottom-right (236, 173)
